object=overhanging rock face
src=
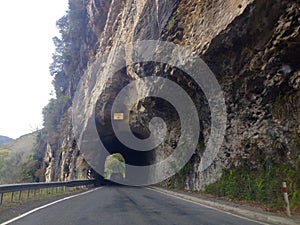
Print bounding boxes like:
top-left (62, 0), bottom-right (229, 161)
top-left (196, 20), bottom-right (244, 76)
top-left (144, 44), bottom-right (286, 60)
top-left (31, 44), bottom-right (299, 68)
top-left (45, 0), bottom-right (300, 191)
top-left (71, 0), bottom-right (252, 187)
top-left (72, 39), bottom-right (229, 186)
top-left (72, 43), bottom-right (197, 185)
top-left (72, 0), bottom-right (184, 185)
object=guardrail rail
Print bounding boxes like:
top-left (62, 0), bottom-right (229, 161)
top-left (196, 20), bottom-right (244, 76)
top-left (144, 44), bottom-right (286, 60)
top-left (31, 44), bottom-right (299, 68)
top-left (0, 179), bottom-right (95, 205)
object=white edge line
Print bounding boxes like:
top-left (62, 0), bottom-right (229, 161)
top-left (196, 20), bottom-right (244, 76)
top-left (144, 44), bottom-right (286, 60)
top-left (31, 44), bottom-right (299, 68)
top-left (146, 187), bottom-right (268, 225)
top-left (1, 187), bottom-right (102, 225)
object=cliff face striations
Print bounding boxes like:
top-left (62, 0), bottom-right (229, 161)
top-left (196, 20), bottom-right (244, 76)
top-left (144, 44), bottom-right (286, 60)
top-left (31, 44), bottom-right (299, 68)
top-left (42, 0), bottom-right (299, 207)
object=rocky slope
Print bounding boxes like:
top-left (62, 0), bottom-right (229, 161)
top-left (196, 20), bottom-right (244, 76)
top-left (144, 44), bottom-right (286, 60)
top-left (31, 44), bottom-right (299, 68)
top-left (42, 0), bottom-right (299, 205)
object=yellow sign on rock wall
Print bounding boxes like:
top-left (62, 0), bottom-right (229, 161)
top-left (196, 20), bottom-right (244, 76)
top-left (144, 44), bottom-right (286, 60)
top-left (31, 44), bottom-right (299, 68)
top-left (113, 113), bottom-right (124, 120)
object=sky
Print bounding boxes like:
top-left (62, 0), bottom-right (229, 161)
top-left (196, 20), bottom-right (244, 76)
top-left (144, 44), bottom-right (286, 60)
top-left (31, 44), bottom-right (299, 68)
top-left (0, 0), bottom-right (69, 139)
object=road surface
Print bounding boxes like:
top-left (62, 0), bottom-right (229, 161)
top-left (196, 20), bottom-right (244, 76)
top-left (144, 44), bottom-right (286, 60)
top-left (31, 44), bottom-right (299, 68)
top-left (4, 186), bottom-right (262, 225)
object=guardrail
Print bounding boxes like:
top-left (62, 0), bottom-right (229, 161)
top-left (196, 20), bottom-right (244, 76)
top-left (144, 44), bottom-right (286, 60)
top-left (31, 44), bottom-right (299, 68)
top-left (0, 179), bottom-right (95, 205)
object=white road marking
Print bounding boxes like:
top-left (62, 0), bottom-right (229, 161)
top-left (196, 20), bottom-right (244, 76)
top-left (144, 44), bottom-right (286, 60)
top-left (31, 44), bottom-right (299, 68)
top-left (1, 187), bottom-right (102, 225)
top-left (147, 187), bottom-right (268, 225)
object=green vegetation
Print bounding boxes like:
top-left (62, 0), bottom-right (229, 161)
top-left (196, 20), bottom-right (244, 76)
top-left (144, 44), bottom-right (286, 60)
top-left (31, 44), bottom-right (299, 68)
top-left (168, 161), bottom-right (194, 190)
top-left (272, 91), bottom-right (300, 121)
top-left (0, 132), bottom-right (45, 184)
top-left (49, 0), bottom-right (88, 97)
top-left (43, 0), bottom-right (95, 150)
top-left (168, 142), bottom-right (204, 189)
top-left (110, 153), bottom-right (125, 163)
top-left (205, 163), bottom-right (300, 210)
top-left (104, 153), bottom-right (126, 179)
top-left (42, 96), bottom-right (70, 146)
top-left (205, 139), bottom-right (300, 212)
top-left (204, 90), bottom-right (300, 212)
top-left (0, 149), bottom-right (11, 156)
top-left (166, 15), bottom-right (176, 32)
top-left (1, 132), bottom-right (37, 153)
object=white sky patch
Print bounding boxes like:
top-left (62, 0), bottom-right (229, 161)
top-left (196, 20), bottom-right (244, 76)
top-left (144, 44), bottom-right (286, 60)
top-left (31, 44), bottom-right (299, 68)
top-left (0, 0), bottom-right (68, 139)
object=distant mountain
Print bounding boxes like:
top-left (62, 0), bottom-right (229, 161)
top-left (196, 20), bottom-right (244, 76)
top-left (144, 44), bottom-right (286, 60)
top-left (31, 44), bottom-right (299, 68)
top-left (0, 135), bottom-right (14, 146)
top-left (0, 132), bottom-right (37, 152)
top-left (0, 131), bottom-right (40, 184)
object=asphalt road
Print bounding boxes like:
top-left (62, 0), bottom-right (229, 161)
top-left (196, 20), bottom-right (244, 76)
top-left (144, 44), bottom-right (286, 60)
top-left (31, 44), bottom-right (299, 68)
top-left (3, 186), bottom-right (262, 225)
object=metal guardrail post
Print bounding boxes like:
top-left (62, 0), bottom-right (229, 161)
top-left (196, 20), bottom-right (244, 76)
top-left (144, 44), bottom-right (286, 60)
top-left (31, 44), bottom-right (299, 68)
top-left (18, 191), bottom-right (21, 201)
top-left (33, 189), bottom-right (36, 200)
top-left (10, 192), bottom-right (14, 203)
top-left (0, 193), bottom-right (3, 205)
top-left (26, 189), bottom-right (30, 200)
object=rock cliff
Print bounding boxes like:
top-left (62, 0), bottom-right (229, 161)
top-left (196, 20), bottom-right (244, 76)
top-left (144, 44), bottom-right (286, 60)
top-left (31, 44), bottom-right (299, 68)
top-left (42, 0), bottom-right (299, 201)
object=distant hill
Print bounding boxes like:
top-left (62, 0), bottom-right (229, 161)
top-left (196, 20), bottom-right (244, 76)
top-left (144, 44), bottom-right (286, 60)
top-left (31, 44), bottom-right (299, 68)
top-left (0, 135), bottom-right (14, 146)
top-left (0, 132), bottom-right (39, 184)
top-left (0, 132), bottom-right (37, 152)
